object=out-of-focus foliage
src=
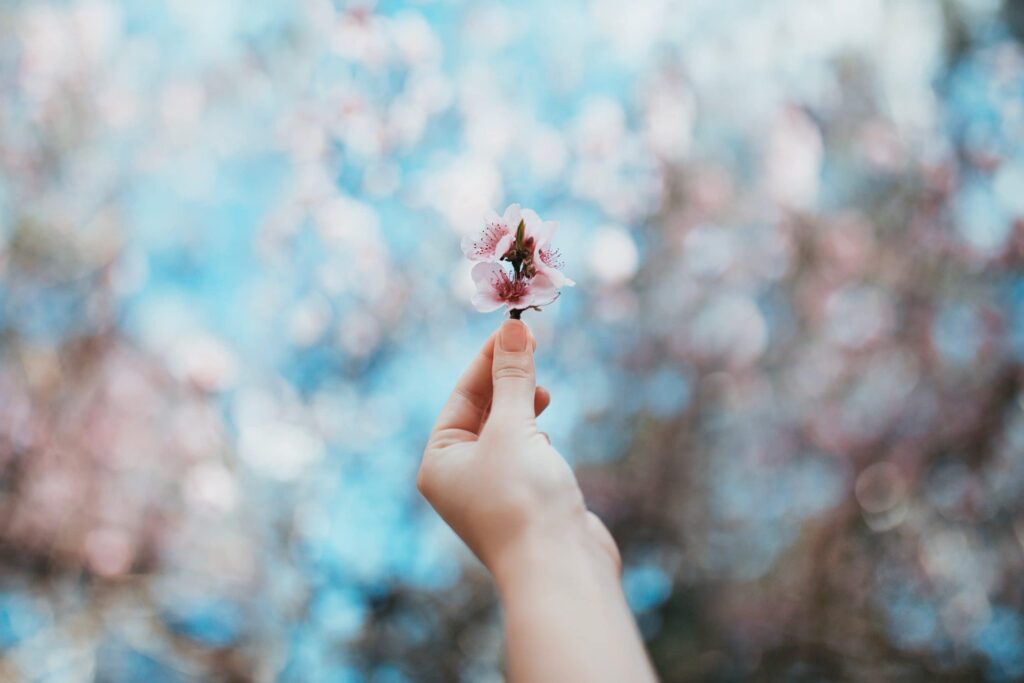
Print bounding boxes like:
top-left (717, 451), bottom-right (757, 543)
top-left (1, 0), bottom-right (1023, 681)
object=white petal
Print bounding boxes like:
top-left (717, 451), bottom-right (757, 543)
top-left (543, 269), bottom-right (567, 288)
top-left (494, 234), bottom-right (515, 259)
top-left (483, 209), bottom-right (502, 226)
top-left (527, 274), bottom-right (559, 307)
top-left (461, 233), bottom-right (483, 260)
top-left (534, 256), bottom-right (573, 288)
top-left (521, 209), bottom-right (556, 246)
top-left (503, 204), bottom-right (523, 230)
top-left (471, 292), bottom-right (506, 313)
top-left (469, 262), bottom-right (507, 312)
top-left (471, 261), bottom-right (504, 286)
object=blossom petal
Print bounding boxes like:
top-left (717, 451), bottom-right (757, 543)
top-left (483, 209), bottom-right (502, 226)
top-left (461, 233), bottom-right (481, 260)
top-left (521, 209), bottom-right (556, 246)
top-left (538, 221), bottom-right (559, 248)
top-left (471, 261), bottom-right (505, 287)
top-left (494, 234), bottom-right (515, 260)
top-left (471, 291), bottom-right (506, 312)
top-left (502, 204), bottom-right (523, 231)
top-left (526, 273), bottom-right (559, 307)
top-left (541, 268), bottom-right (574, 288)
top-left (470, 262), bottom-right (508, 312)
top-left (463, 219), bottom-right (513, 262)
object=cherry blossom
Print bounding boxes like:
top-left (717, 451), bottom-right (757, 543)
top-left (515, 208), bottom-right (573, 288)
top-left (470, 262), bottom-right (558, 313)
top-left (461, 204), bottom-right (523, 262)
top-left (466, 205), bottom-right (572, 316)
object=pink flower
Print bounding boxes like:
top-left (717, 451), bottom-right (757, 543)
top-left (471, 262), bottom-right (558, 313)
top-left (519, 209), bottom-right (575, 288)
top-left (461, 204), bottom-right (523, 262)
top-left (464, 204), bottom-right (573, 317)
top-left (535, 245), bottom-right (575, 288)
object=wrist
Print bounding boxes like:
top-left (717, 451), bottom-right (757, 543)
top-left (490, 518), bottom-right (620, 601)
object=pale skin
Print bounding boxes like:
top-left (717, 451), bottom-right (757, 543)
top-left (418, 319), bottom-right (659, 683)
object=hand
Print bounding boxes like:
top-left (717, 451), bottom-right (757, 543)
top-left (418, 320), bottom-right (621, 583)
top-left (419, 320), bottom-right (657, 683)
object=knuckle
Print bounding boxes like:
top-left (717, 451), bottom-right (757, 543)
top-left (610, 546), bottom-right (623, 575)
top-left (492, 365), bottom-right (532, 382)
top-left (453, 385), bottom-right (489, 414)
top-left (415, 462), bottom-right (433, 498)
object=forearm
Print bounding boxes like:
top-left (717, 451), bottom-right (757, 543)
top-left (494, 526), bottom-right (659, 683)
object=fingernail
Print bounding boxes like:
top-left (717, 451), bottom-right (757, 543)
top-left (500, 320), bottom-right (529, 352)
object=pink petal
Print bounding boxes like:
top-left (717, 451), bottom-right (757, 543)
top-left (470, 263), bottom-right (508, 312)
top-left (483, 209), bottom-right (502, 226)
top-left (471, 292), bottom-right (506, 313)
top-left (520, 209), bottom-right (556, 246)
top-left (526, 273), bottom-right (559, 307)
top-left (540, 220), bottom-right (559, 244)
top-left (494, 234), bottom-right (515, 260)
top-left (461, 233), bottom-right (481, 259)
top-left (502, 204), bottom-right (523, 230)
top-left (534, 250), bottom-right (574, 288)
top-left (463, 221), bottom-right (512, 262)
top-left (541, 267), bottom-right (574, 289)
top-left (471, 261), bottom-right (504, 287)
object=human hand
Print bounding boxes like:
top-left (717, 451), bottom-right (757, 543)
top-left (418, 320), bottom-right (621, 584)
top-left (419, 320), bottom-right (657, 683)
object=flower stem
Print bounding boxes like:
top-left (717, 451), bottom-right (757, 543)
top-left (509, 309), bottom-right (523, 320)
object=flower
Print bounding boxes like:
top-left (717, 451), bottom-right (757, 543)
top-left (461, 204), bottom-right (523, 262)
top-left (466, 204), bottom-right (572, 316)
top-left (470, 263), bottom-right (558, 313)
top-left (520, 211), bottom-right (577, 290)
top-left (520, 209), bottom-right (575, 288)
top-left (535, 245), bottom-right (575, 288)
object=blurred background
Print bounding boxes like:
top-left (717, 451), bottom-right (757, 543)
top-left (1, 0), bottom-right (1023, 681)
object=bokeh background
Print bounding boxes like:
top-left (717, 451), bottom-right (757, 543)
top-left (2, 0), bottom-right (1024, 681)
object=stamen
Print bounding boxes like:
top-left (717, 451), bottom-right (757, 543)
top-left (540, 247), bottom-right (564, 270)
top-left (491, 270), bottom-right (530, 304)
top-left (471, 223), bottom-right (509, 258)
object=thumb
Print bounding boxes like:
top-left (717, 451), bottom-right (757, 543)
top-left (490, 320), bottom-right (537, 424)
